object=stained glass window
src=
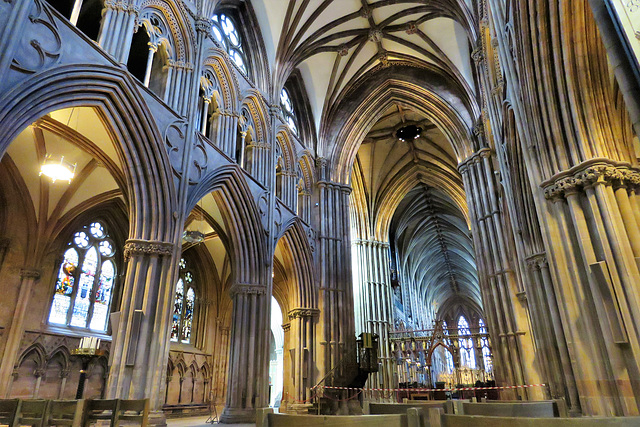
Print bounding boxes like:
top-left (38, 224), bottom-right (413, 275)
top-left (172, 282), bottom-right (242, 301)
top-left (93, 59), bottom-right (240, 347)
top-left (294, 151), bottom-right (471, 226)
top-left (458, 316), bottom-right (476, 369)
top-left (479, 318), bottom-right (493, 373)
top-left (280, 88), bottom-right (298, 135)
top-left (442, 321), bottom-right (454, 373)
top-left (171, 258), bottom-right (197, 344)
top-left (211, 14), bottom-right (248, 75)
top-left (48, 222), bottom-right (116, 331)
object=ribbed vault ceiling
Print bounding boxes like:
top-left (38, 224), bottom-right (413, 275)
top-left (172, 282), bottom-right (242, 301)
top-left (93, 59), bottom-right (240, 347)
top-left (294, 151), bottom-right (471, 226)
top-left (390, 185), bottom-right (479, 312)
top-left (252, 0), bottom-right (476, 134)
top-left (351, 103), bottom-right (480, 319)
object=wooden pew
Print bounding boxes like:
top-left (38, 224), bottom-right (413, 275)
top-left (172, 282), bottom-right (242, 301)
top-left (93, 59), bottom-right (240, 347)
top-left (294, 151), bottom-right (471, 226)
top-left (0, 399), bottom-right (21, 427)
top-left (115, 399), bottom-right (148, 427)
top-left (45, 400), bottom-right (85, 427)
top-left (82, 399), bottom-right (148, 427)
top-left (456, 401), bottom-right (559, 418)
top-left (18, 400), bottom-right (49, 427)
top-left (427, 408), bottom-right (640, 427)
top-left (256, 408), bottom-right (422, 427)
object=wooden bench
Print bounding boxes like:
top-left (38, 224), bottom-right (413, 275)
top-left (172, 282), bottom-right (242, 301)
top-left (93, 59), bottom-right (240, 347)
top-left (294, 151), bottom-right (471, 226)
top-left (427, 408), bottom-right (640, 427)
top-left (18, 400), bottom-right (49, 427)
top-left (0, 399), bottom-right (21, 427)
top-left (162, 403), bottom-right (209, 417)
top-left (45, 400), bottom-right (85, 427)
top-left (256, 408), bottom-right (421, 427)
top-left (456, 400), bottom-right (562, 418)
top-left (82, 399), bottom-right (148, 427)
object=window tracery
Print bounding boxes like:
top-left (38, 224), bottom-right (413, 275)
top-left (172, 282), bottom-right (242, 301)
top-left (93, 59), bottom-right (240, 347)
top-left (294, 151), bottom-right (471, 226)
top-left (48, 221), bottom-right (116, 331)
top-left (280, 88), bottom-right (298, 135)
top-left (458, 316), bottom-right (476, 369)
top-left (479, 318), bottom-right (493, 373)
top-left (171, 258), bottom-right (196, 343)
top-left (212, 14), bottom-right (248, 75)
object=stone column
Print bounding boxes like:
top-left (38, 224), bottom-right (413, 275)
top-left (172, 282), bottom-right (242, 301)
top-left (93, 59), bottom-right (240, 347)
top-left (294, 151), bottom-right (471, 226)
top-left (351, 239), bottom-right (394, 391)
top-left (0, 268), bottom-right (40, 397)
top-left (220, 284), bottom-right (270, 423)
top-left (97, 0), bottom-right (139, 63)
top-left (287, 308), bottom-right (319, 402)
top-left (459, 149), bottom-right (543, 399)
top-left (316, 165), bottom-right (356, 379)
top-left (541, 162), bottom-right (640, 415)
top-left (105, 239), bottom-right (176, 423)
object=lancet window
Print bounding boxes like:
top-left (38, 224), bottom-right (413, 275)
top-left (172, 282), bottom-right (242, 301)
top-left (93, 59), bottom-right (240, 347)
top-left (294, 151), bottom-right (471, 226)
top-left (280, 88), bottom-right (298, 135)
top-left (171, 258), bottom-right (196, 344)
top-left (442, 321), bottom-right (455, 373)
top-left (211, 14), bottom-right (248, 75)
top-left (458, 316), bottom-right (476, 369)
top-left (479, 318), bottom-right (493, 373)
top-left (48, 222), bottom-right (116, 331)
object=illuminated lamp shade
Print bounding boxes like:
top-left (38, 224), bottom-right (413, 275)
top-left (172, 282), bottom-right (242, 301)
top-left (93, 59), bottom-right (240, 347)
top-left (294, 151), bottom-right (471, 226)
top-left (183, 230), bottom-right (205, 244)
top-left (40, 154), bottom-right (76, 183)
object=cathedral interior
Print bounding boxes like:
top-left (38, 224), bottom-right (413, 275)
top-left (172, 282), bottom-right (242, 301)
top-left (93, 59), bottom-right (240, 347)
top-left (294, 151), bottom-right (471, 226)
top-left (1, 0), bottom-right (640, 424)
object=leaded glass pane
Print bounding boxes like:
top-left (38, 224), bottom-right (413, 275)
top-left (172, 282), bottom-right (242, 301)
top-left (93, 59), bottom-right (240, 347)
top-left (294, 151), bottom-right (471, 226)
top-left (212, 26), bottom-right (224, 44)
top-left (70, 247), bottom-right (98, 327)
top-left (179, 258), bottom-right (186, 269)
top-left (479, 319), bottom-right (492, 373)
top-left (182, 288), bottom-right (195, 343)
top-left (99, 240), bottom-right (114, 257)
top-left (280, 89), bottom-right (292, 113)
top-left (171, 279), bottom-right (184, 342)
top-left (212, 13), bottom-right (248, 75)
top-left (89, 260), bottom-right (115, 330)
top-left (74, 231), bottom-right (90, 248)
top-left (49, 248), bottom-right (79, 325)
top-left (90, 222), bottom-right (105, 238)
top-left (458, 316), bottom-right (476, 369)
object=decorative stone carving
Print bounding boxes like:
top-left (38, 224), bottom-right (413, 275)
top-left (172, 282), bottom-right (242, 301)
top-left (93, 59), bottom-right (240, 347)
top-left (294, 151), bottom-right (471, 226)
top-left (12, 0), bottom-right (61, 74)
top-left (188, 135), bottom-right (208, 184)
top-left (338, 44), bottom-right (349, 57)
top-left (541, 160), bottom-right (640, 200)
top-left (123, 239), bottom-right (174, 259)
top-left (405, 23), bottom-right (418, 35)
top-left (20, 268), bottom-right (40, 279)
top-left (228, 283), bottom-right (266, 297)
top-left (369, 28), bottom-right (383, 43)
top-left (288, 308), bottom-right (320, 320)
top-left (165, 120), bottom-right (188, 178)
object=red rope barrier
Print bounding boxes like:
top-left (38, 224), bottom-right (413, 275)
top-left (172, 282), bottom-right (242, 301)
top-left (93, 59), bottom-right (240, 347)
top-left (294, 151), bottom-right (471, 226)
top-left (313, 383), bottom-right (546, 393)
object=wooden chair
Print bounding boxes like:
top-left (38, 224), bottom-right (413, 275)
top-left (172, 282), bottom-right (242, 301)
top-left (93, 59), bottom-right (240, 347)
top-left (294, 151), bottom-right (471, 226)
top-left (45, 400), bottom-right (84, 427)
top-left (82, 399), bottom-right (119, 427)
top-left (114, 399), bottom-right (148, 427)
top-left (0, 399), bottom-right (21, 427)
top-left (18, 400), bottom-right (49, 427)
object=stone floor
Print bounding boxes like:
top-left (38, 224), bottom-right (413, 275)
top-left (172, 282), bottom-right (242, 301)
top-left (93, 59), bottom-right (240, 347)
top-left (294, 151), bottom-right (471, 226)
top-left (166, 415), bottom-right (254, 427)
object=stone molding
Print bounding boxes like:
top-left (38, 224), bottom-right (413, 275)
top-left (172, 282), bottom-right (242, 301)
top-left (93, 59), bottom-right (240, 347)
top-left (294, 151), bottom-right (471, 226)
top-left (288, 308), bottom-right (320, 320)
top-left (104, 0), bottom-right (139, 14)
top-left (458, 147), bottom-right (491, 172)
top-left (228, 283), bottom-right (266, 297)
top-left (123, 239), bottom-right (174, 259)
top-left (352, 239), bottom-right (389, 249)
top-left (541, 159), bottom-right (640, 200)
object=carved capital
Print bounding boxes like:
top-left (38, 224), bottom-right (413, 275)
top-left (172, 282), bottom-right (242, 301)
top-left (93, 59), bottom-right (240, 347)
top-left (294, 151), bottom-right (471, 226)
top-left (20, 268), bottom-right (40, 279)
top-left (288, 308), bottom-right (320, 320)
top-left (123, 239), bottom-right (173, 259)
top-left (471, 45), bottom-right (484, 63)
top-left (541, 159), bottom-right (640, 200)
top-left (195, 17), bottom-right (211, 34)
top-left (229, 283), bottom-right (266, 297)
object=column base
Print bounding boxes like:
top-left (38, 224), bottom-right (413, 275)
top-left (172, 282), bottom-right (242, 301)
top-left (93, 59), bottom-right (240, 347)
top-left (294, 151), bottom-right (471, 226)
top-left (147, 410), bottom-right (167, 427)
top-left (219, 407), bottom-right (256, 424)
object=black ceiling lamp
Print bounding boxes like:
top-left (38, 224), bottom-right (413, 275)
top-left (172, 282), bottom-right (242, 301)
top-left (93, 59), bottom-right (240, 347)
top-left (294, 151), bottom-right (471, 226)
top-left (395, 124), bottom-right (422, 142)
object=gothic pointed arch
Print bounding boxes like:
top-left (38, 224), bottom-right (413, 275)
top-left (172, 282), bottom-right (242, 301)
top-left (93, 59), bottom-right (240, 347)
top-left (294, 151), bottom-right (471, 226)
top-left (0, 65), bottom-right (177, 242)
top-left (139, 0), bottom-right (195, 65)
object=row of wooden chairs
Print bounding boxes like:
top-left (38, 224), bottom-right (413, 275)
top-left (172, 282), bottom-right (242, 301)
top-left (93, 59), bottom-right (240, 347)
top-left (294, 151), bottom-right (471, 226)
top-left (0, 398), bottom-right (148, 427)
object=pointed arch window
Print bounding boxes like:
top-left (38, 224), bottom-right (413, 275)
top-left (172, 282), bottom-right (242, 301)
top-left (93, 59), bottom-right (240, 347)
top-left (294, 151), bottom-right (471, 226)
top-left (442, 321), bottom-right (454, 373)
top-left (171, 258), bottom-right (196, 344)
top-left (211, 13), bottom-right (248, 75)
top-left (458, 316), bottom-right (476, 369)
top-left (48, 222), bottom-right (116, 331)
top-left (280, 88), bottom-right (298, 135)
top-left (479, 318), bottom-right (493, 373)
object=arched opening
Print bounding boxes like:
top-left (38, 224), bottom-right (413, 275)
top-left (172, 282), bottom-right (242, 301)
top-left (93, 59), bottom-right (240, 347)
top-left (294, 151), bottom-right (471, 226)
top-left (269, 297), bottom-right (284, 409)
top-left (45, 0), bottom-right (103, 41)
top-left (0, 105), bottom-right (129, 399)
top-left (126, 29), bottom-right (152, 83)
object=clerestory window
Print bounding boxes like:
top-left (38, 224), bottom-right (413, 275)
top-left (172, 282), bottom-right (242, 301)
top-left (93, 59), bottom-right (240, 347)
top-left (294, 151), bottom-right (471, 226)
top-left (280, 88), bottom-right (298, 135)
top-left (458, 316), bottom-right (476, 369)
top-left (171, 258), bottom-right (196, 344)
top-left (211, 13), bottom-right (248, 75)
top-left (48, 221), bottom-right (116, 331)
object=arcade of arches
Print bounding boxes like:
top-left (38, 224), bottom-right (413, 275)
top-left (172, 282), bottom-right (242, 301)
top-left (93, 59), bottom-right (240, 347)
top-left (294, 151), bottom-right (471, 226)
top-left (0, 0), bottom-right (640, 423)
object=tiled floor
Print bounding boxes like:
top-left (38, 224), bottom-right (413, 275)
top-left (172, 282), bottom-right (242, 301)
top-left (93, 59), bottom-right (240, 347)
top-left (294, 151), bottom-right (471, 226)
top-left (166, 415), bottom-right (254, 426)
